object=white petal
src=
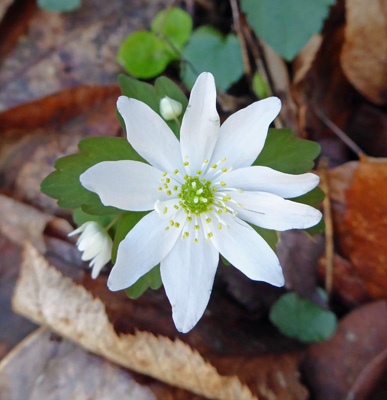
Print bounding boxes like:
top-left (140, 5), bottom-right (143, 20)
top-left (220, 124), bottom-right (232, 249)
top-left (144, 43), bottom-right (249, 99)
top-left (220, 166), bottom-right (320, 198)
top-left (210, 97), bottom-right (281, 169)
top-left (80, 160), bottom-right (172, 211)
top-left (108, 210), bottom-right (185, 291)
top-left (180, 72), bottom-right (220, 174)
top-left (231, 191), bottom-right (322, 231)
top-left (117, 96), bottom-right (185, 174)
top-left (208, 212), bottom-right (284, 286)
top-left (154, 198), bottom-right (181, 219)
top-left (161, 225), bottom-right (219, 333)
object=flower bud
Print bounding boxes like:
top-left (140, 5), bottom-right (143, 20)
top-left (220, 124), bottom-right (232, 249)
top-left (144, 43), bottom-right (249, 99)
top-left (159, 96), bottom-right (182, 120)
top-left (69, 221), bottom-right (113, 279)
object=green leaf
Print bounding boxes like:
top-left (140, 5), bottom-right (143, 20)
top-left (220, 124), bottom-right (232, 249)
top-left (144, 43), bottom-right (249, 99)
top-left (125, 265), bottom-right (162, 299)
top-left (38, 0), bottom-right (81, 12)
top-left (241, 0), bottom-right (335, 60)
top-left (152, 8), bottom-right (192, 50)
top-left (111, 211), bottom-right (149, 263)
top-left (72, 208), bottom-right (116, 232)
top-left (118, 75), bottom-right (159, 113)
top-left (252, 72), bottom-right (270, 99)
top-left (41, 137), bottom-right (145, 214)
top-left (181, 26), bottom-right (244, 92)
top-left (117, 31), bottom-right (173, 79)
top-left (254, 129), bottom-right (321, 175)
top-left (270, 291), bottom-right (337, 342)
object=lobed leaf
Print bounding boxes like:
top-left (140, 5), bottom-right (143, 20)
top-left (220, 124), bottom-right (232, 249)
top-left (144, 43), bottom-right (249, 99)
top-left (241, 0), bottom-right (335, 60)
top-left (270, 290), bottom-right (337, 342)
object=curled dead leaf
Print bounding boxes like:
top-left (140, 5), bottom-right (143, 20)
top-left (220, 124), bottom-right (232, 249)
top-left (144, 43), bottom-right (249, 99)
top-left (341, 0), bottom-right (387, 105)
top-left (12, 242), bottom-right (257, 400)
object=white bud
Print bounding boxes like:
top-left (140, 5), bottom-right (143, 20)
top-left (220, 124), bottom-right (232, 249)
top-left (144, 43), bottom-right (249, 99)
top-left (160, 96), bottom-right (182, 120)
top-left (69, 221), bottom-right (113, 279)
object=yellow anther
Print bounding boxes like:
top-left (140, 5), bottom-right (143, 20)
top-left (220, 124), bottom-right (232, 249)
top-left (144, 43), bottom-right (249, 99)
top-left (163, 172), bottom-right (168, 177)
top-left (166, 178), bottom-right (170, 183)
top-left (211, 164), bottom-right (217, 169)
top-left (221, 158), bottom-right (226, 162)
top-left (194, 225), bottom-right (200, 230)
top-left (174, 169), bottom-right (179, 174)
top-left (184, 161), bottom-right (189, 166)
top-left (197, 170), bottom-right (202, 175)
top-left (220, 182), bottom-right (226, 187)
top-left (218, 223), bottom-right (222, 230)
top-left (223, 197), bottom-right (228, 202)
top-left (203, 159), bottom-right (209, 164)
top-left (174, 205), bottom-right (179, 210)
top-left (226, 194), bottom-right (231, 200)
top-left (184, 232), bottom-right (189, 238)
top-left (163, 207), bottom-right (168, 214)
top-left (212, 187), bottom-right (217, 192)
top-left (187, 216), bottom-right (192, 221)
top-left (221, 168), bottom-right (227, 172)
top-left (158, 187), bottom-right (162, 191)
top-left (170, 220), bottom-right (174, 226)
top-left (224, 207), bottom-right (228, 213)
top-left (167, 190), bottom-right (172, 196)
top-left (201, 178), bottom-right (206, 183)
top-left (173, 185), bottom-right (178, 191)
top-left (164, 227), bottom-right (169, 231)
top-left (207, 232), bottom-right (213, 238)
top-left (206, 218), bottom-right (211, 223)
top-left (194, 238), bottom-right (198, 243)
top-left (237, 189), bottom-right (243, 193)
top-left (175, 222), bottom-right (180, 228)
top-left (217, 209), bottom-right (222, 215)
top-left (163, 183), bottom-right (168, 189)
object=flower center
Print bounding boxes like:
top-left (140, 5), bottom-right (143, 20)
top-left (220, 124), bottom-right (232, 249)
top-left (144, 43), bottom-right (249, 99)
top-left (179, 176), bottom-right (215, 215)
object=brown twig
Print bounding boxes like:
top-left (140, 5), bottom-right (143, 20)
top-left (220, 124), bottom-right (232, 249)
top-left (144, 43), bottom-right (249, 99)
top-left (229, 0), bottom-right (252, 78)
top-left (315, 108), bottom-right (366, 157)
top-left (318, 159), bottom-right (334, 299)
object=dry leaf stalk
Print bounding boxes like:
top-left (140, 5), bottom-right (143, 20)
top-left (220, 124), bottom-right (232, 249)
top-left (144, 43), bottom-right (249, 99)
top-left (12, 242), bottom-right (257, 400)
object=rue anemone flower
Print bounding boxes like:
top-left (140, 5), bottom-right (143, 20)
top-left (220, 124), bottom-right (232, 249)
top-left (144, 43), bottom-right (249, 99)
top-left (80, 72), bottom-right (322, 333)
top-left (69, 221), bottom-right (113, 279)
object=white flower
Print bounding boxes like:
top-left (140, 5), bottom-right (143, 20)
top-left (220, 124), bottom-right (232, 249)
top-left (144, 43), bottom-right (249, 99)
top-left (80, 72), bottom-right (322, 333)
top-left (159, 96), bottom-right (183, 120)
top-left (69, 221), bottom-right (113, 279)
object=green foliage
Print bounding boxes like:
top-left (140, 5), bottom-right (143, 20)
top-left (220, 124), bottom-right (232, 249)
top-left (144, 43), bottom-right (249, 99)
top-left (72, 208), bottom-right (116, 232)
top-left (111, 212), bottom-right (148, 263)
top-left (118, 74), bottom-right (188, 137)
top-left (241, 0), bottom-right (335, 60)
top-left (254, 129), bottom-right (321, 175)
top-left (125, 266), bottom-right (162, 299)
top-left (38, 0), bottom-right (81, 12)
top-left (151, 8), bottom-right (193, 49)
top-left (252, 72), bottom-right (270, 99)
top-left (117, 8), bottom-right (192, 79)
top-left (41, 137), bottom-right (145, 214)
top-left (181, 26), bottom-right (244, 92)
top-left (269, 290), bottom-right (337, 342)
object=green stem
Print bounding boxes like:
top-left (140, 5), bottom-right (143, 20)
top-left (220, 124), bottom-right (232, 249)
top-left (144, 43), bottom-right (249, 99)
top-left (105, 214), bottom-right (121, 232)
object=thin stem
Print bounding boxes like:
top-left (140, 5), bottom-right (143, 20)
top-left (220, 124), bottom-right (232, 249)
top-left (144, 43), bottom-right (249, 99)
top-left (105, 214), bottom-right (121, 232)
top-left (314, 108), bottom-right (366, 156)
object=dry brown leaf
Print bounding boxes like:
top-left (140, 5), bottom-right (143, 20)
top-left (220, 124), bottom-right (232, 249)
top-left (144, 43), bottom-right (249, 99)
top-left (0, 194), bottom-right (56, 252)
top-left (0, 327), bottom-right (207, 400)
top-left (0, 0), bottom-right (164, 111)
top-left (339, 156), bottom-right (387, 299)
top-left (293, 35), bottom-right (323, 86)
top-left (341, 0), bottom-right (387, 105)
top-left (13, 242), bottom-right (257, 400)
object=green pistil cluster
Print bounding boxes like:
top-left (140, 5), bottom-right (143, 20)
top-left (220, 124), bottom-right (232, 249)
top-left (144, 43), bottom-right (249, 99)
top-left (179, 176), bottom-right (215, 215)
